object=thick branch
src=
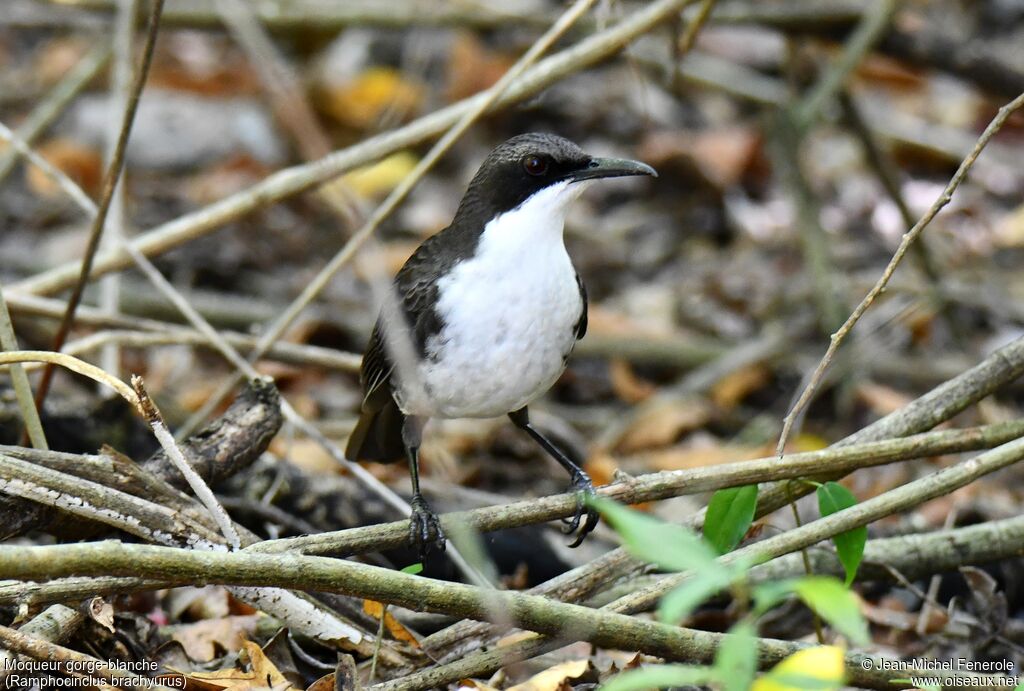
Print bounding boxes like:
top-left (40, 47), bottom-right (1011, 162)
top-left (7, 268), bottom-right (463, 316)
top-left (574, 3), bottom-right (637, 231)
top-left (249, 421), bottom-right (1024, 556)
top-left (0, 541), bottom-right (982, 690)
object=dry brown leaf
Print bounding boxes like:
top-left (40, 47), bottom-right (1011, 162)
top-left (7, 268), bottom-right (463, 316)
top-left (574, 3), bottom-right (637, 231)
top-left (35, 39), bottom-right (89, 85)
top-left (273, 438), bottom-right (339, 475)
top-left (615, 399), bottom-right (711, 453)
top-left (862, 599), bottom-right (947, 634)
top-left (362, 600), bottom-right (420, 647)
top-left (585, 305), bottom-right (671, 338)
top-left (639, 127), bottom-right (761, 188)
top-left (584, 452), bottom-right (619, 488)
top-left (646, 442), bottom-right (767, 471)
top-left (457, 680), bottom-right (500, 691)
top-left (187, 155), bottom-right (269, 205)
top-left (856, 383), bottom-right (914, 418)
top-left (445, 32), bottom-right (514, 102)
top-left (26, 138), bottom-right (101, 198)
top-left (319, 67), bottom-right (423, 129)
top-left (496, 630), bottom-right (536, 648)
top-left (306, 673), bottom-right (335, 691)
top-left (506, 659), bottom-right (593, 691)
top-left (710, 363), bottom-right (770, 409)
top-left (353, 241), bottom-right (420, 281)
top-left (179, 640), bottom-right (294, 691)
top-left (169, 615), bottom-right (260, 662)
top-left (608, 359), bottom-right (656, 404)
top-left (86, 597), bottom-right (115, 633)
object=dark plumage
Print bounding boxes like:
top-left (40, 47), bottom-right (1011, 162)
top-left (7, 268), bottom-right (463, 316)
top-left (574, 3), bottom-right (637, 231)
top-left (345, 133), bottom-right (655, 557)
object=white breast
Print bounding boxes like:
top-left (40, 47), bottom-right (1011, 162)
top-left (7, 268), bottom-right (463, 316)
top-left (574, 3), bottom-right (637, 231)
top-left (404, 181), bottom-right (588, 419)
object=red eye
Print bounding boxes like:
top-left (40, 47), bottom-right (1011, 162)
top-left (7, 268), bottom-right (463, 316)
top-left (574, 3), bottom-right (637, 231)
top-left (523, 155), bottom-right (549, 176)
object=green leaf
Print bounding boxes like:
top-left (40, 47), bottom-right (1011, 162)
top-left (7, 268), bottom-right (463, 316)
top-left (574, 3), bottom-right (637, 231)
top-left (752, 579), bottom-right (798, 615)
top-left (658, 566), bottom-right (738, 623)
top-left (590, 497), bottom-right (720, 572)
top-left (714, 620), bottom-right (757, 691)
top-left (816, 482), bottom-right (866, 585)
top-left (601, 664), bottom-right (719, 691)
top-left (793, 576), bottom-right (869, 645)
top-left (400, 563), bottom-right (423, 575)
top-left (704, 484), bottom-right (758, 554)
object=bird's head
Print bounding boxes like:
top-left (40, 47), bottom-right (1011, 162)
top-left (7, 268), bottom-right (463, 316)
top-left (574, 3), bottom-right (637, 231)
top-left (455, 133), bottom-right (656, 223)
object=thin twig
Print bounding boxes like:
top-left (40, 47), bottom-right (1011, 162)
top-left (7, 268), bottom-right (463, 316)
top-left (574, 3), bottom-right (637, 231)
top-left (837, 89), bottom-right (949, 326)
top-left (792, 0), bottom-right (897, 128)
top-left (247, 420), bottom-right (1024, 557)
top-left (0, 283), bottom-right (47, 449)
top-left (0, 624), bottom-right (175, 691)
top-left (776, 91), bottom-right (1024, 457)
top-left (0, 120), bottom-right (96, 212)
top-left (11, 0), bottom-right (700, 298)
top-left (0, 351), bottom-right (138, 409)
top-left (408, 336), bottom-right (1024, 679)
top-left (387, 436), bottom-right (1024, 691)
top-left (57, 329), bottom-right (360, 372)
top-left (98, 0), bottom-right (139, 383)
top-left (181, 0), bottom-right (604, 436)
top-left (0, 42), bottom-right (110, 186)
top-left (130, 375), bottom-right (242, 550)
top-left (32, 0), bottom-right (165, 411)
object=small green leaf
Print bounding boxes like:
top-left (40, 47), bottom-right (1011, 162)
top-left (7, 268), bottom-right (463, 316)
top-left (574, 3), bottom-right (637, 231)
top-left (793, 576), bottom-right (869, 645)
top-left (816, 482), bottom-right (867, 585)
top-left (658, 566), bottom-right (738, 623)
top-left (601, 664), bottom-right (719, 691)
top-left (704, 484), bottom-right (758, 554)
top-left (591, 497), bottom-right (720, 572)
top-left (714, 620), bottom-right (757, 691)
top-left (752, 579), bottom-right (798, 615)
top-left (400, 563), bottom-right (423, 575)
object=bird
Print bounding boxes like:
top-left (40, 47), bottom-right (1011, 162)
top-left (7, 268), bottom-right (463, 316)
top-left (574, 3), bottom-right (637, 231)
top-left (345, 133), bottom-right (656, 557)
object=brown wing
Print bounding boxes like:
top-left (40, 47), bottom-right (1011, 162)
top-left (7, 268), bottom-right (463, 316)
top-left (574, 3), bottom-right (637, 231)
top-left (357, 226), bottom-right (469, 412)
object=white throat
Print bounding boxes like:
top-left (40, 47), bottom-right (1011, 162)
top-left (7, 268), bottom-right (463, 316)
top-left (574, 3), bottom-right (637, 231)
top-left (477, 180), bottom-right (588, 257)
top-left (404, 180), bottom-right (589, 419)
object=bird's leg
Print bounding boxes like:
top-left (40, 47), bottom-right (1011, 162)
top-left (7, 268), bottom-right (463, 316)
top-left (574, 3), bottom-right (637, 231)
top-left (402, 415), bottom-right (445, 558)
top-left (508, 407), bottom-right (599, 547)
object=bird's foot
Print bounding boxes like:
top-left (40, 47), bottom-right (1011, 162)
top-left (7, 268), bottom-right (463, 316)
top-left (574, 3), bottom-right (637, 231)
top-left (409, 494), bottom-right (446, 559)
top-left (561, 470), bottom-right (599, 548)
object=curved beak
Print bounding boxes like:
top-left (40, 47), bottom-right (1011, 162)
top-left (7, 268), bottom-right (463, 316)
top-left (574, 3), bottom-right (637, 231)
top-left (568, 156), bottom-right (657, 183)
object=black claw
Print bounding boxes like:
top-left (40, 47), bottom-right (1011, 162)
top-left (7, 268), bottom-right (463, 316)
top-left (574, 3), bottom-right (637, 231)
top-left (564, 472), bottom-right (600, 548)
top-left (409, 495), bottom-right (446, 560)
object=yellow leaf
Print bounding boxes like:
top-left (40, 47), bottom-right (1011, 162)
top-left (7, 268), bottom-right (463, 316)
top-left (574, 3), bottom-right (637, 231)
top-left (791, 433), bottom-right (829, 453)
top-left (751, 646), bottom-right (845, 691)
top-left (363, 599), bottom-right (420, 647)
top-left (506, 659), bottom-right (592, 691)
top-left (320, 67), bottom-right (422, 128)
top-left (343, 152), bottom-right (419, 199)
top-left (996, 203), bottom-right (1024, 247)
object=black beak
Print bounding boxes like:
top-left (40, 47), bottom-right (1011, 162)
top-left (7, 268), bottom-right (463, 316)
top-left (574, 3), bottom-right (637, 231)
top-left (568, 156), bottom-right (657, 183)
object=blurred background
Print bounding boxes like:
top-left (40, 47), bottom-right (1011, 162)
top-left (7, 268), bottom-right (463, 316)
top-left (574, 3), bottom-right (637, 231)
top-left (1, 0), bottom-right (1024, 678)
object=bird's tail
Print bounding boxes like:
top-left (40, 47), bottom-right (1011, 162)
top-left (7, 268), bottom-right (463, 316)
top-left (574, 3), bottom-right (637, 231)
top-left (345, 399), bottom-right (406, 463)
